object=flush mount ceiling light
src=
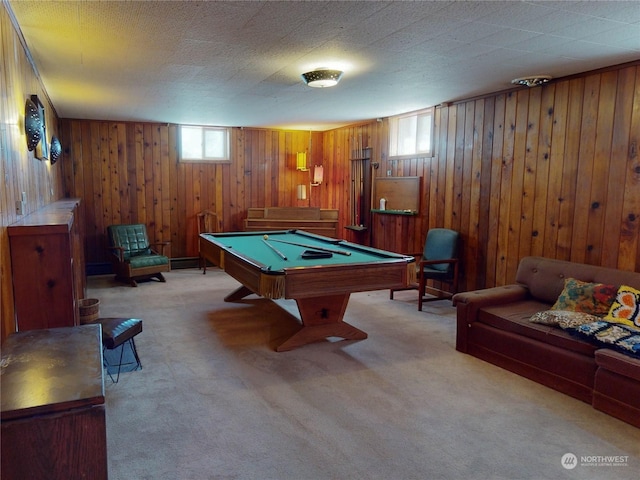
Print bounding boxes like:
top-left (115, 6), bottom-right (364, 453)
top-left (301, 68), bottom-right (343, 88)
top-left (511, 75), bottom-right (552, 87)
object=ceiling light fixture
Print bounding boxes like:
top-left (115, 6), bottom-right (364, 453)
top-left (511, 75), bottom-right (552, 87)
top-left (301, 68), bottom-right (343, 88)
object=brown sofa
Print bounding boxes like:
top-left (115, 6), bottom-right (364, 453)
top-left (453, 256), bottom-right (640, 428)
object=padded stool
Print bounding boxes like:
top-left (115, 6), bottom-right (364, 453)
top-left (97, 317), bottom-right (143, 383)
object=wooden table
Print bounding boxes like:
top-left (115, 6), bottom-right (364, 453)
top-left (200, 229), bottom-right (415, 351)
top-left (1, 325), bottom-right (107, 480)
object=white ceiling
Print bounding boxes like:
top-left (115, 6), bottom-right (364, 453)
top-left (8, 0), bottom-right (640, 131)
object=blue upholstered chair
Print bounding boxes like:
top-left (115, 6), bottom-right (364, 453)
top-left (107, 224), bottom-right (170, 287)
top-left (390, 228), bottom-right (460, 310)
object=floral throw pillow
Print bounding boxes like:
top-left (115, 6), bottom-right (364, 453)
top-left (604, 285), bottom-right (640, 328)
top-left (530, 310), bottom-right (599, 329)
top-left (550, 278), bottom-right (618, 316)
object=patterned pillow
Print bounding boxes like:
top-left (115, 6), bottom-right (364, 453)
top-left (604, 285), bottom-right (640, 328)
top-left (530, 310), bottom-right (599, 328)
top-left (550, 278), bottom-right (618, 316)
top-left (562, 320), bottom-right (640, 358)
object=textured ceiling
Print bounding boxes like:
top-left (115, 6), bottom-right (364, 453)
top-left (8, 0), bottom-right (640, 131)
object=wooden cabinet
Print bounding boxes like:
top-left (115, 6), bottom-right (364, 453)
top-left (244, 207), bottom-right (339, 238)
top-left (1, 325), bottom-right (107, 480)
top-left (8, 198), bottom-right (86, 331)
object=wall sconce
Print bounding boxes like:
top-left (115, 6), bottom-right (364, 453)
top-left (50, 136), bottom-right (62, 165)
top-left (297, 184), bottom-right (307, 200)
top-left (25, 98), bottom-right (42, 151)
top-left (29, 95), bottom-right (48, 160)
top-left (296, 152), bottom-right (308, 171)
top-left (311, 165), bottom-right (323, 186)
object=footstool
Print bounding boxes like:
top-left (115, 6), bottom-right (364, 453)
top-left (97, 318), bottom-right (143, 383)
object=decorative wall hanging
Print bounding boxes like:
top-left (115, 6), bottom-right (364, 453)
top-left (30, 95), bottom-right (48, 160)
top-left (50, 136), bottom-right (62, 165)
top-left (25, 98), bottom-right (42, 151)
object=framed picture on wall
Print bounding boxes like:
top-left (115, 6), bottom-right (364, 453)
top-left (30, 95), bottom-right (48, 160)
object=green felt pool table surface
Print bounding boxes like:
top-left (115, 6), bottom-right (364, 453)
top-left (202, 229), bottom-right (408, 271)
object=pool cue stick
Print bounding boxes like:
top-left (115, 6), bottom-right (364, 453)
top-left (269, 238), bottom-right (351, 256)
top-left (262, 239), bottom-right (287, 260)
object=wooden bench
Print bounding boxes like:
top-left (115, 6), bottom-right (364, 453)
top-left (244, 207), bottom-right (339, 238)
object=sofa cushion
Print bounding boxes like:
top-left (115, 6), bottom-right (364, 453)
top-left (128, 254), bottom-right (170, 269)
top-left (550, 278), bottom-right (617, 316)
top-left (604, 284), bottom-right (640, 329)
top-left (478, 300), bottom-right (597, 356)
top-left (530, 310), bottom-right (600, 328)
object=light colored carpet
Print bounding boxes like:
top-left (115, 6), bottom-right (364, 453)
top-left (88, 269), bottom-right (640, 480)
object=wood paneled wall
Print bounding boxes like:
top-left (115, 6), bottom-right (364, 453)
top-left (1, 5), bottom-right (65, 342)
top-left (60, 119), bottom-right (391, 265)
top-left (60, 123), bottom-right (327, 263)
top-left (372, 62), bottom-right (640, 291)
top-left (60, 62), bottom-right (640, 295)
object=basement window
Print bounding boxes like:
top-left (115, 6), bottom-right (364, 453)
top-left (180, 125), bottom-right (231, 162)
top-left (388, 107), bottom-right (434, 158)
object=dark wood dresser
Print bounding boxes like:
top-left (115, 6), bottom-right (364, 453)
top-left (8, 198), bottom-right (86, 331)
top-left (1, 325), bottom-right (107, 480)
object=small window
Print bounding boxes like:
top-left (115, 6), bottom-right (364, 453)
top-left (180, 125), bottom-right (231, 162)
top-left (389, 108), bottom-right (434, 158)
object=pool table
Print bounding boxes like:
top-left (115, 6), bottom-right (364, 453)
top-left (200, 230), bottom-right (415, 351)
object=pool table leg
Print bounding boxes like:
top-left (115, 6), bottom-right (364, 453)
top-left (276, 293), bottom-right (368, 352)
top-left (224, 285), bottom-right (254, 302)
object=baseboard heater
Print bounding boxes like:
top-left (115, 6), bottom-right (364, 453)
top-left (86, 257), bottom-right (200, 276)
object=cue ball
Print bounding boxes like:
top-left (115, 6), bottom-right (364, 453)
top-left (263, 234), bottom-right (269, 239)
